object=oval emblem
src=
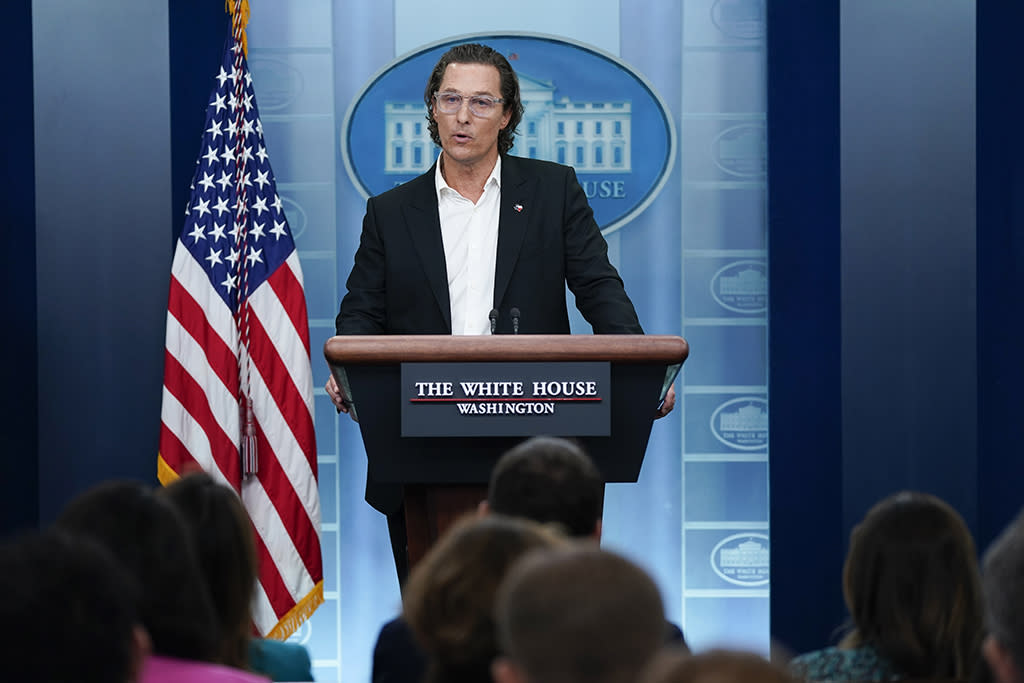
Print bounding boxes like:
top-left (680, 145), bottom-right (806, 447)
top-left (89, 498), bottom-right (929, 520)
top-left (710, 532), bottom-right (770, 586)
top-left (280, 195), bottom-right (308, 240)
top-left (247, 57), bottom-right (304, 112)
top-left (712, 123), bottom-right (765, 177)
top-left (710, 260), bottom-right (767, 314)
top-left (341, 33), bottom-right (676, 235)
top-left (710, 396), bottom-right (768, 451)
top-left (711, 0), bottom-right (767, 41)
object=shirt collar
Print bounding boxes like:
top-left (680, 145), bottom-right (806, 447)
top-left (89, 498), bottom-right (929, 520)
top-left (435, 153), bottom-right (502, 201)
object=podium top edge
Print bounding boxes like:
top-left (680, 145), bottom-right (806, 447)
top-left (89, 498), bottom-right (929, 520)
top-left (324, 334), bottom-right (689, 365)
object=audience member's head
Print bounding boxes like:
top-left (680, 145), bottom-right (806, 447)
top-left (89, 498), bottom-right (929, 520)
top-left (485, 435), bottom-right (603, 539)
top-left (982, 509), bottom-right (1024, 683)
top-left (402, 513), bottom-right (566, 683)
top-left (161, 471), bottom-right (258, 669)
top-left (840, 490), bottom-right (983, 679)
top-left (54, 479), bottom-right (220, 663)
top-left (641, 649), bottom-right (796, 683)
top-left (0, 529), bottom-right (148, 683)
top-left (494, 545), bottom-right (666, 683)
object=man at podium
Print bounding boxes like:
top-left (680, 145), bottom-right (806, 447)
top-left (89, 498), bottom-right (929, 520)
top-left (325, 42), bottom-right (675, 582)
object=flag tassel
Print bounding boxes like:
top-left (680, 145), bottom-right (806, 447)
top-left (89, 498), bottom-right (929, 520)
top-left (241, 397), bottom-right (257, 476)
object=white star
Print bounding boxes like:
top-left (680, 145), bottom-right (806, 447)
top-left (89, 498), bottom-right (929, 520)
top-left (216, 171), bottom-right (232, 192)
top-left (220, 273), bottom-right (237, 292)
top-left (198, 172), bottom-right (216, 192)
top-left (211, 93), bottom-right (227, 113)
top-left (227, 247), bottom-right (241, 267)
top-left (229, 65), bottom-right (241, 85)
top-left (255, 118), bottom-right (263, 135)
top-left (255, 145), bottom-right (268, 163)
top-left (229, 221), bottom-right (244, 243)
top-left (243, 93), bottom-right (254, 112)
top-left (245, 71), bottom-right (253, 88)
top-left (251, 221), bottom-right (266, 240)
top-left (213, 197), bottom-right (231, 217)
top-left (226, 118), bottom-right (239, 138)
top-left (193, 198), bottom-right (211, 218)
top-left (216, 67), bottom-right (229, 87)
top-left (240, 172), bottom-right (253, 189)
top-left (252, 196), bottom-right (268, 216)
top-left (253, 170), bottom-right (270, 190)
top-left (221, 146), bottom-right (236, 166)
top-left (203, 145), bottom-right (219, 166)
top-left (205, 247), bottom-right (223, 267)
top-left (270, 220), bottom-right (287, 240)
top-left (242, 116), bottom-right (255, 137)
top-left (228, 93), bottom-right (240, 112)
top-left (272, 194), bottom-right (283, 212)
top-left (206, 119), bottom-right (222, 140)
top-left (239, 145), bottom-right (254, 165)
top-left (210, 222), bottom-right (227, 242)
top-left (246, 246), bottom-right (264, 266)
top-left (187, 222), bottom-right (206, 243)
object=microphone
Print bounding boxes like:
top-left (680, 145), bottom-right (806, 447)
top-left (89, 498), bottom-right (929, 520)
top-left (488, 308), bottom-right (498, 334)
top-left (510, 307), bottom-right (520, 335)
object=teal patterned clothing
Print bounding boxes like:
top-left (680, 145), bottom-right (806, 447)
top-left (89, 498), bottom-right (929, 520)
top-left (790, 645), bottom-right (902, 682)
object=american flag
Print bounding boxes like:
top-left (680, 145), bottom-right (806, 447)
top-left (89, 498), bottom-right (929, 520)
top-left (158, 30), bottom-right (323, 639)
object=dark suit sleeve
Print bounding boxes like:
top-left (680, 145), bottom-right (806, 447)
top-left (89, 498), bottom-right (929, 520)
top-left (560, 165), bottom-right (644, 334)
top-left (336, 196), bottom-right (388, 335)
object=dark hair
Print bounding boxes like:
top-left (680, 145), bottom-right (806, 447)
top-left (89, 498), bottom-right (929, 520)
top-left (161, 471), bottom-right (258, 669)
top-left (0, 530), bottom-right (142, 683)
top-left (983, 508), bottom-right (1024, 675)
top-left (496, 546), bottom-right (666, 683)
top-left (403, 514), bottom-right (564, 683)
top-left (640, 649), bottom-right (796, 683)
top-left (841, 491), bottom-right (983, 679)
top-left (54, 480), bottom-right (220, 663)
top-left (423, 42), bottom-right (524, 155)
top-left (488, 436), bottom-right (603, 537)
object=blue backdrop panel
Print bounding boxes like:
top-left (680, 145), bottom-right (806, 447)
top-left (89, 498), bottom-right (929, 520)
top-left (246, 2), bottom-right (768, 679)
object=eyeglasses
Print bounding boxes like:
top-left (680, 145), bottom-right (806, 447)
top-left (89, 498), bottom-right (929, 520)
top-left (433, 91), bottom-right (505, 117)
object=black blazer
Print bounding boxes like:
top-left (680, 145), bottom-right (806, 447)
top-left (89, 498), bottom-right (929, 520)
top-left (336, 154), bottom-right (642, 513)
top-left (336, 154), bottom-right (642, 336)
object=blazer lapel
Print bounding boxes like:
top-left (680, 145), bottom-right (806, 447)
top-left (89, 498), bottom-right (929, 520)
top-left (402, 165), bottom-right (452, 332)
top-left (494, 156), bottom-right (537, 309)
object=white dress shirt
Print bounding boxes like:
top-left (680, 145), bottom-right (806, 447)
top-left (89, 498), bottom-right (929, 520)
top-left (435, 154), bottom-right (502, 335)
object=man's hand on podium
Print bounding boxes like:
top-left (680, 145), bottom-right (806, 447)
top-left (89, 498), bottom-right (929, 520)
top-left (326, 374), bottom-right (357, 420)
top-left (656, 384), bottom-right (676, 419)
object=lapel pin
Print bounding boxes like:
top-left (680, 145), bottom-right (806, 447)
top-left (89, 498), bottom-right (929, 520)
top-left (513, 203), bottom-right (524, 213)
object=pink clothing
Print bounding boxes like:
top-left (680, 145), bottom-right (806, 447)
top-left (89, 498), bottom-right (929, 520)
top-left (142, 655), bottom-right (270, 683)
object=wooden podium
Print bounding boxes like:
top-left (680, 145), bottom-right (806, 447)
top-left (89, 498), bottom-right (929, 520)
top-left (324, 334), bottom-right (688, 569)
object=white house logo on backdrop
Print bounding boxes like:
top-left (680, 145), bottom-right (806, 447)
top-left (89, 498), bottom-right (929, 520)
top-left (711, 260), bottom-right (767, 314)
top-left (711, 533), bottom-right (770, 587)
top-left (711, 0), bottom-right (767, 41)
top-left (341, 33), bottom-right (676, 235)
top-left (713, 123), bottom-right (766, 177)
top-left (247, 57), bottom-right (304, 112)
top-left (711, 397), bottom-right (768, 450)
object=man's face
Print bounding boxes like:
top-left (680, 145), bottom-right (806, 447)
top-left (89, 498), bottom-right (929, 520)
top-left (432, 62), bottom-right (512, 171)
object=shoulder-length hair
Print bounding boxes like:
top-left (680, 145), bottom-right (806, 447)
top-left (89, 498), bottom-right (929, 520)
top-left (422, 42), bottom-right (524, 155)
top-left (841, 491), bottom-right (984, 679)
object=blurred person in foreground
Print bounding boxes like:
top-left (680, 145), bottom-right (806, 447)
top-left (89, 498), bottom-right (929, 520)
top-left (371, 436), bottom-right (686, 683)
top-left (493, 545), bottom-right (667, 683)
top-left (0, 529), bottom-right (149, 683)
top-left (402, 514), bottom-right (567, 683)
top-left (54, 480), bottom-right (270, 683)
top-left (162, 471), bottom-right (314, 681)
top-left (789, 491), bottom-right (983, 682)
top-left (979, 507), bottom-right (1024, 683)
top-left (641, 649), bottom-right (796, 683)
